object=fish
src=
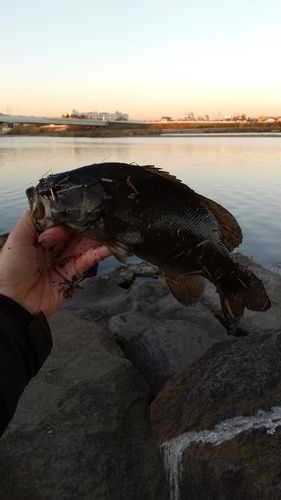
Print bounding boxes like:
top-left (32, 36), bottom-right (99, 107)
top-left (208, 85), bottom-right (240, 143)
top-left (26, 162), bottom-right (271, 333)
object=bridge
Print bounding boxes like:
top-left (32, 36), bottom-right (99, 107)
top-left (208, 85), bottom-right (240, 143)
top-left (0, 114), bottom-right (108, 127)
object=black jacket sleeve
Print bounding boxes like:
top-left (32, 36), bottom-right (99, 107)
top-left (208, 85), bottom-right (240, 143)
top-left (0, 294), bottom-right (52, 436)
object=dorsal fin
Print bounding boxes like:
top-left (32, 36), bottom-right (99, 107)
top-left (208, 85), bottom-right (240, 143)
top-left (139, 165), bottom-right (182, 185)
top-left (200, 195), bottom-right (243, 251)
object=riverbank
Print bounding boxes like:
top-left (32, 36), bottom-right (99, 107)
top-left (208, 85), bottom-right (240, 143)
top-left (3, 120), bottom-right (281, 138)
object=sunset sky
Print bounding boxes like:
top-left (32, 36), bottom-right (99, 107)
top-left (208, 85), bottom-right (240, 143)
top-left (1, 0), bottom-right (280, 121)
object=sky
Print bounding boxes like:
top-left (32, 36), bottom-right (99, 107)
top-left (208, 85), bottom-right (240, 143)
top-left (1, 0), bottom-right (280, 121)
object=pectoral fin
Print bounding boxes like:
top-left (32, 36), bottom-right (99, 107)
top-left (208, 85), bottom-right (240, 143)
top-left (83, 216), bottom-right (143, 263)
top-left (165, 271), bottom-right (205, 306)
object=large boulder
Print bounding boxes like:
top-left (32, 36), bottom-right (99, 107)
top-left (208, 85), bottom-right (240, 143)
top-left (71, 273), bottom-right (228, 344)
top-left (124, 320), bottom-right (216, 397)
top-left (0, 310), bottom-right (169, 500)
top-left (151, 331), bottom-right (281, 500)
top-left (63, 255), bottom-right (279, 344)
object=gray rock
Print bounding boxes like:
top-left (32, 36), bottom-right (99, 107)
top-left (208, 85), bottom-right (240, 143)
top-left (0, 310), bottom-right (169, 500)
top-left (124, 320), bottom-right (216, 397)
top-left (0, 232), bottom-right (9, 250)
top-left (62, 274), bottom-right (128, 314)
top-left (103, 262), bottom-right (160, 289)
top-left (108, 310), bottom-right (157, 345)
top-left (106, 280), bottom-right (227, 343)
top-left (63, 269), bottom-right (227, 345)
top-left (1, 255), bottom-right (279, 500)
top-left (151, 331), bottom-right (281, 500)
top-left (65, 254), bottom-right (280, 345)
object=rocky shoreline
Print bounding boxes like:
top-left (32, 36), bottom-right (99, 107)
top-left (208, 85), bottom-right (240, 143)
top-left (0, 253), bottom-right (280, 499)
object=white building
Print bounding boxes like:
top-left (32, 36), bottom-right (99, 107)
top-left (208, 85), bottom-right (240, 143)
top-left (185, 112), bottom-right (194, 121)
top-left (264, 117), bottom-right (276, 123)
top-left (64, 110), bottom-right (128, 121)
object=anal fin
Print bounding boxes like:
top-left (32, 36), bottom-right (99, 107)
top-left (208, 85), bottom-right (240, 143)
top-left (218, 266), bottom-right (271, 333)
top-left (165, 271), bottom-right (205, 306)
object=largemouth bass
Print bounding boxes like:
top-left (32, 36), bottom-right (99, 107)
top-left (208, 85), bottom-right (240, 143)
top-left (26, 162), bottom-right (271, 333)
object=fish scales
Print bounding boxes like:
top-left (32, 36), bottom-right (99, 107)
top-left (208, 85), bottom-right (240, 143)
top-left (26, 162), bottom-right (271, 333)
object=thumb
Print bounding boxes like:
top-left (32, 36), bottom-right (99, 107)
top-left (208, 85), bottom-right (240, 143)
top-left (5, 211), bottom-right (37, 248)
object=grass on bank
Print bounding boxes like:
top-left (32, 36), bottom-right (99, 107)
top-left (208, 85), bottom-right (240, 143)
top-left (5, 120), bottom-right (281, 138)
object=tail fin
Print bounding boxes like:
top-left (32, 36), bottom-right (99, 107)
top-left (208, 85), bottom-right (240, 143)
top-left (219, 267), bottom-right (271, 333)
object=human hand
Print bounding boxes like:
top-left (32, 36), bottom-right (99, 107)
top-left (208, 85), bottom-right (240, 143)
top-left (0, 210), bottom-right (112, 317)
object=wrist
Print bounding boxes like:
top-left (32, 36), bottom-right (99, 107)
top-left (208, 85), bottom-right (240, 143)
top-left (0, 293), bottom-right (35, 325)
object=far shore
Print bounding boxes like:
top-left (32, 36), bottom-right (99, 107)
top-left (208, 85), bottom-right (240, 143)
top-left (2, 120), bottom-right (281, 138)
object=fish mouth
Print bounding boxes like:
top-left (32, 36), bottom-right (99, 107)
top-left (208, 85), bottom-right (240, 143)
top-left (26, 187), bottom-right (55, 232)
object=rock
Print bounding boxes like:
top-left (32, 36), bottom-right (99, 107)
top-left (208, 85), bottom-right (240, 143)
top-left (151, 331), bottom-right (281, 500)
top-left (62, 274), bottom-right (127, 314)
top-left (124, 320), bottom-right (216, 397)
top-left (109, 310), bottom-right (157, 347)
top-left (1, 255), bottom-right (280, 499)
top-left (106, 280), bottom-right (228, 343)
top-left (62, 267), bottom-right (228, 345)
top-left (103, 262), bottom-right (160, 289)
top-left (0, 310), bottom-right (169, 500)
top-left (68, 255), bottom-right (280, 345)
top-left (0, 233), bottom-right (9, 250)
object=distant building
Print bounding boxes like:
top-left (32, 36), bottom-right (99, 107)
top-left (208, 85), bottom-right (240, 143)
top-left (204, 115), bottom-right (209, 121)
top-left (184, 112), bottom-right (194, 121)
top-left (264, 117), bottom-right (276, 123)
top-left (161, 116), bottom-right (173, 122)
top-left (233, 114), bottom-right (247, 121)
top-left (113, 111), bottom-right (129, 121)
top-left (62, 109), bottom-right (128, 121)
top-left (197, 116), bottom-right (204, 121)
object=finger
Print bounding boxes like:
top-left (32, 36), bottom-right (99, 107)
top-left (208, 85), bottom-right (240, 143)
top-left (38, 225), bottom-right (74, 251)
top-left (63, 236), bottom-right (104, 256)
top-left (53, 245), bottom-right (112, 279)
top-left (39, 227), bottom-right (102, 256)
top-left (73, 246), bottom-right (113, 275)
top-left (4, 210), bottom-right (37, 249)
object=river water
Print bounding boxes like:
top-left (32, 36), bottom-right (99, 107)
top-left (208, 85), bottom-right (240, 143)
top-left (0, 135), bottom-right (280, 272)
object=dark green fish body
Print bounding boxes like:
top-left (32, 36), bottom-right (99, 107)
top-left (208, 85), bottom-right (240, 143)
top-left (26, 162), bottom-right (271, 332)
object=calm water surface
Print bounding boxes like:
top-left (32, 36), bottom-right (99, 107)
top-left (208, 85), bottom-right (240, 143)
top-left (0, 135), bottom-right (280, 271)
